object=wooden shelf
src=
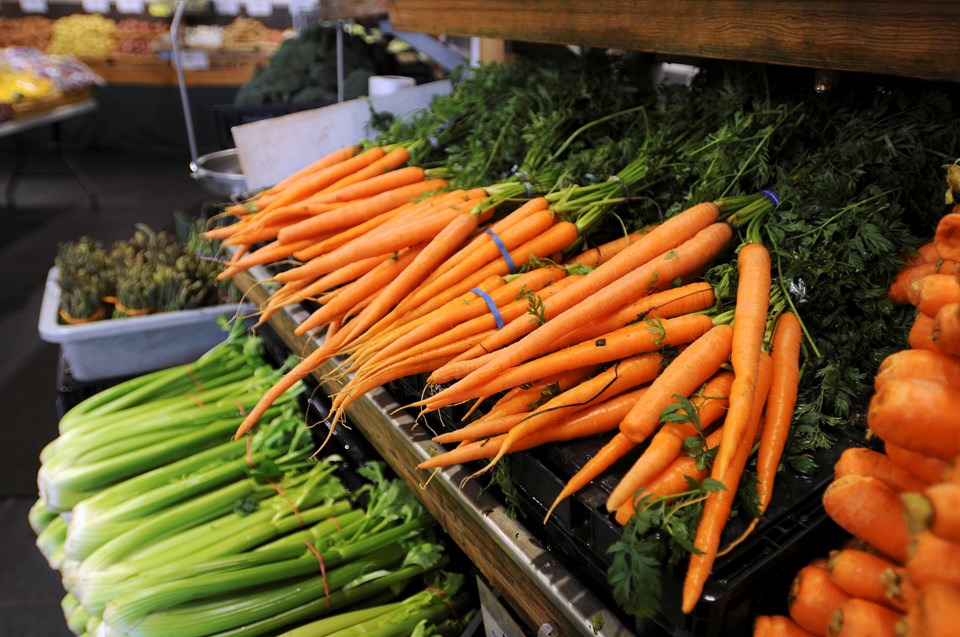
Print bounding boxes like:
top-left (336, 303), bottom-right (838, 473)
top-left (320, 0), bottom-right (390, 20)
top-left (85, 55), bottom-right (264, 87)
top-left (389, 0), bottom-right (960, 82)
top-left (232, 264), bottom-right (636, 637)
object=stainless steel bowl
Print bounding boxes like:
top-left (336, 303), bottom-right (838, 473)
top-left (190, 148), bottom-right (248, 198)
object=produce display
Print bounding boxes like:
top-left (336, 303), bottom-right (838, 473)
top-left (233, 23), bottom-right (408, 106)
top-left (221, 16), bottom-right (283, 53)
top-left (0, 16), bottom-right (54, 51)
top-left (46, 14), bottom-right (117, 60)
top-left (32, 325), bottom-right (472, 636)
top-left (113, 18), bottom-right (168, 57)
top-left (750, 173), bottom-right (960, 636)
top-left (200, 56), bottom-right (960, 623)
top-left (54, 225), bottom-right (236, 323)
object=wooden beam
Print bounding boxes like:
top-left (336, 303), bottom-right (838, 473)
top-left (390, 0), bottom-right (960, 82)
top-left (321, 0), bottom-right (391, 20)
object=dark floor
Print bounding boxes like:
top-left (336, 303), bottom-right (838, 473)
top-left (0, 144), bottom-right (210, 636)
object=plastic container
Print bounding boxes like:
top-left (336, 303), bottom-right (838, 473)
top-left (38, 267), bottom-right (252, 382)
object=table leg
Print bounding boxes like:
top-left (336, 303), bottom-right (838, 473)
top-left (4, 133), bottom-right (26, 209)
top-left (52, 121), bottom-right (99, 212)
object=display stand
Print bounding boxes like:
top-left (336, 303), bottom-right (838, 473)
top-left (0, 98), bottom-right (99, 210)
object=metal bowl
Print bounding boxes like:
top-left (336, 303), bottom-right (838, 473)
top-left (190, 148), bottom-right (248, 198)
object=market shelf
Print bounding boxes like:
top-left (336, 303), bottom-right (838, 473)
top-left (232, 263), bottom-right (636, 637)
top-left (388, 0), bottom-right (960, 82)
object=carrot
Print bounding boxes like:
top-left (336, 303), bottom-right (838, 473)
top-left (899, 581), bottom-right (960, 637)
top-left (908, 311), bottom-right (941, 352)
top-left (620, 324), bottom-right (734, 445)
top-left (614, 425), bottom-right (729, 526)
top-left (902, 241), bottom-right (941, 268)
top-left (265, 144), bottom-right (360, 195)
top-left (317, 146), bottom-right (411, 194)
top-left (265, 254), bottom-right (392, 312)
top-left (328, 212), bottom-right (486, 350)
top-left (875, 349), bottom-right (960, 391)
top-left (293, 247), bottom-right (424, 336)
top-left (903, 529), bottom-right (960, 588)
top-left (827, 549), bottom-right (906, 611)
top-left (754, 312), bottom-right (803, 511)
top-left (433, 280), bottom-right (717, 385)
top-left (822, 474), bottom-right (910, 562)
top-left (409, 203), bottom-right (728, 405)
top-left (352, 266), bottom-right (567, 375)
top-left (834, 447), bottom-right (931, 493)
top-left (828, 598), bottom-right (902, 637)
top-left (280, 196), bottom-right (490, 286)
top-left (257, 146), bottom-right (387, 214)
top-left (565, 229), bottom-right (649, 267)
top-left (423, 313), bottom-right (713, 413)
top-left (884, 442), bottom-right (949, 485)
top-left (275, 178), bottom-right (449, 244)
top-left (215, 237), bottom-right (320, 280)
top-left (418, 387), bottom-right (649, 470)
top-left (934, 213), bottom-right (960, 261)
top-left (933, 302), bottom-right (960, 355)
top-left (604, 371), bottom-right (734, 513)
top-left (755, 615), bottom-right (772, 637)
top-left (867, 378), bottom-right (960, 461)
top-left (888, 260), bottom-right (960, 304)
top-left (902, 483), bottom-right (960, 544)
top-left (907, 273), bottom-right (960, 318)
top-left (713, 242), bottom-right (771, 481)
top-left (766, 616), bottom-right (817, 637)
top-left (788, 563), bottom-right (851, 636)
top-left (385, 201), bottom-right (555, 322)
top-left (682, 352), bottom-right (773, 613)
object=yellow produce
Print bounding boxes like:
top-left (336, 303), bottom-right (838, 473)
top-left (47, 14), bottom-right (116, 59)
top-left (0, 68), bottom-right (57, 103)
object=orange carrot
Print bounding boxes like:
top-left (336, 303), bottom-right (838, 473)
top-left (317, 146), bottom-right (411, 194)
top-left (257, 146), bottom-right (387, 214)
top-left (604, 371), bottom-right (734, 512)
top-left (933, 302), bottom-right (960, 355)
top-left (754, 615), bottom-right (772, 637)
top-left (216, 237), bottom-right (319, 280)
top-left (908, 311), bottom-right (941, 352)
top-left (294, 247), bottom-right (424, 336)
top-left (565, 229), bottom-right (649, 267)
top-left (787, 563), bottom-right (851, 636)
top-left (620, 324), bottom-right (734, 445)
top-left (901, 483), bottom-right (960, 544)
top-left (418, 387), bottom-right (649, 470)
top-left (423, 314), bottom-right (713, 413)
top-left (822, 474), bottom-right (910, 562)
top-left (265, 254), bottom-right (391, 312)
top-left (265, 144), bottom-right (360, 195)
top-left (934, 213), bottom-right (960, 261)
top-left (875, 348), bottom-right (960, 391)
top-left (903, 530), bottom-right (960, 588)
top-left (827, 549), bottom-right (906, 611)
top-left (755, 312), bottom-right (802, 511)
top-left (883, 442), bottom-right (949, 485)
top-left (907, 273), bottom-right (960, 318)
top-left (329, 212), bottom-right (485, 350)
top-left (713, 242), bottom-right (771, 481)
top-left (276, 195), bottom-right (490, 283)
top-left (867, 377), bottom-right (960, 461)
top-left (834, 447), bottom-right (931, 493)
top-left (682, 352), bottom-right (773, 613)
top-left (888, 260), bottom-right (960, 304)
top-left (410, 203), bottom-right (727, 404)
top-left (766, 616), bottom-right (817, 637)
top-left (899, 581), bottom-right (960, 637)
top-left (275, 178), bottom-right (449, 244)
top-left (828, 598), bottom-right (902, 637)
top-left (434, 280), bottom-right (716, 385)
top-left (902, 241), bottom-right (941, 268)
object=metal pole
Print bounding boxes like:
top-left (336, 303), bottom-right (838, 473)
top-left (171, 0), bottom-right (199, 164)
top-left (336, 19), bottom-right (344, 103)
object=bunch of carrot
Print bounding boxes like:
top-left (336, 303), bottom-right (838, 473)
top-left (751, 198), bottom-right (960, 637)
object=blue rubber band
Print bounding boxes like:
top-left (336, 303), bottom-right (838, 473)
top-left (484, 228), bottom-right (516, 273)
top-left (522, 181), bottom-right (535, 197)
top-left (471, 288), bottom-right (504, 329)
top-left (760, 189), bottom-right (780, 207)
top-left (608, 175), bottom-right (631, 197)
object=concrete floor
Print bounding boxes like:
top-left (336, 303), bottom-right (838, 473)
top-left (0, 145), bottom-right (209, 636)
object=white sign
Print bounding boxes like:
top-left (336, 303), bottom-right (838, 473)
top-left (19, 0), bottom-right (48, 13)
top-left (81, 0), bottom-right (111, 13)
top-left (214, 0), bottom-right (240, 15)
top-left (116, 0), bottom-right (145, 13)
top-left (176, 49), bottom-right (211, 70)
top-left (245, 0), bottom-right (271, 17)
